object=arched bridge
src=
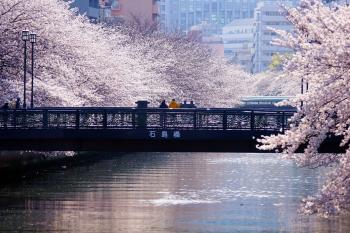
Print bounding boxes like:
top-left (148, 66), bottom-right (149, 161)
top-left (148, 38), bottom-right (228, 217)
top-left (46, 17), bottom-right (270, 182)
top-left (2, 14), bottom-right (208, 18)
top-left (0, 107), bottom-right (342, 153)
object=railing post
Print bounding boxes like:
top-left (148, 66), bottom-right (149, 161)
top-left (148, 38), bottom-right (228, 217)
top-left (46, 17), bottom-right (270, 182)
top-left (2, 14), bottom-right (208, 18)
top-left (103, 110), bottom-right (107, 129)
top-left (132, 111), bottom-right (136, 129)
top-left (2, 110), bottom-right (8, 129)
top-left (250, 111), bottom-right (255, 131)
top-left (23, 109), bottom-right (27, 129)
top-left (137, 109), bottom-right (148, 129)
top-left (43, 110), bottom-right (48, 129)
top-left (165, 111), bottom-right (168, 129)
top-left (281, 111), bottom-right (285, 133)
top-left (121, 113), bottom-right (124, 127)
top-left (161, 110), bottom-right (167, 129)
top-left (75, 110), bottom-right (80, 129)
top-left (135, 101), bottom-right (149, 129)
top-left (13, 110), bottom-right (17, 128)
top-left (193, 111), bottom-right (197, 129)
top-left (223, 111), bottom-right (227, 130)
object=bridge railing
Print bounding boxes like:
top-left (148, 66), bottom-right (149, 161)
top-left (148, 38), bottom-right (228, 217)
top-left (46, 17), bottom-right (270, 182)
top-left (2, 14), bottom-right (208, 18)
top-left (0, 108), bottom-right (295, 131)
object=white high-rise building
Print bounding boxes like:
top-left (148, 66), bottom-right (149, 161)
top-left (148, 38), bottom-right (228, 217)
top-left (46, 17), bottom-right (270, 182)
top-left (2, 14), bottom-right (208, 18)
top-left (252, 1), bottom-right (294, 73)
top-left (158, 0), bottom-right (258, 35)
top-left (222, 1), bottom-right (296, 73)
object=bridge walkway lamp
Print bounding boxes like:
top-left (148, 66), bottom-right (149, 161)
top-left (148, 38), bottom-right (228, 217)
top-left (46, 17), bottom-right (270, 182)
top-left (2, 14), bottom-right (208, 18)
top-left (29, 32), bottom-right (37, 109)
top-left (22, 30), bottom-right (30, 109)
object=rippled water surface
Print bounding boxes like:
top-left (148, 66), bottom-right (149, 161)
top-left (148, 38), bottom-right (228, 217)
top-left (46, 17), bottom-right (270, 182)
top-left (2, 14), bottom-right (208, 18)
top-left (0, 153), bottom-right (349, 232)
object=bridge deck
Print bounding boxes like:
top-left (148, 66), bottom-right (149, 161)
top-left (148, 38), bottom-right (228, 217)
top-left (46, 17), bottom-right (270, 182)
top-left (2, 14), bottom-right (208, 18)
top-left (0, 107), bottom-right (342, 152)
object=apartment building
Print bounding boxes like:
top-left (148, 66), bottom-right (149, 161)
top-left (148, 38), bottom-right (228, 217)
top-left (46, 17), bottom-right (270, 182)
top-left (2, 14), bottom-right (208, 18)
top-left (222, 18), bottom-right (255, 72)
top-left (72, 0), bottom-right (159, 24)
top-left (110, 0), bottom-right (159, 24)
top-left (71, 0), bottom-right (112, 20)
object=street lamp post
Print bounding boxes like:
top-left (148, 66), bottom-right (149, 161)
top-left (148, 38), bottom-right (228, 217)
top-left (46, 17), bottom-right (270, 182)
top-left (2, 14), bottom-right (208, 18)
top-left (301, 78), bottom-right (304, 94)
top-left (29, 32), bottom-right (37, 108)
top-left (301, 78), bottom-right (304, 108)
top-left (22, 30), bottom-right (30, 109)
top-left (301, 78), bottom-right (310, 109)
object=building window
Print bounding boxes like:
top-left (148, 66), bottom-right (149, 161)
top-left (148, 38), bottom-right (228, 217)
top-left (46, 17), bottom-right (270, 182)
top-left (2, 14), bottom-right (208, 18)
top-left (89, 0), bottom-right (99, 8)
top-left (111, 0), bottom-right (120, 10)
top-left (264, 11), bottom-right (285, 16)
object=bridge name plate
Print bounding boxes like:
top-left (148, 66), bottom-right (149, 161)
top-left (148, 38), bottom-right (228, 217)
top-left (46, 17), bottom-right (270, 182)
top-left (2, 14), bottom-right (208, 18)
top-left (149, 130), bottom-right (181, 139)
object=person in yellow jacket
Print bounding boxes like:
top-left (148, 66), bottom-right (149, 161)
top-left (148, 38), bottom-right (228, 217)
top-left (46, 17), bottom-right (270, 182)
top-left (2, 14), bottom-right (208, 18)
top-left (168, 99), bottom-right (180, 109)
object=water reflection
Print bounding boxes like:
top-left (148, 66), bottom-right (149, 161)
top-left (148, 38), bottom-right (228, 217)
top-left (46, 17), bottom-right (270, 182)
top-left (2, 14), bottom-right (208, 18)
top-left (0, 153), bottom-right (349, 232)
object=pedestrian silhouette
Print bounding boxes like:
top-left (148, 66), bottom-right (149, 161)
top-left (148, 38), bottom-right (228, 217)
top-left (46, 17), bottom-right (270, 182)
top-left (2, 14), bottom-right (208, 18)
top-left (15, 98), bottom-right (21, 109)
top-left (169, 99), bottom-right (180, 109)
top-left (159, 100), bottom-right (168, 108)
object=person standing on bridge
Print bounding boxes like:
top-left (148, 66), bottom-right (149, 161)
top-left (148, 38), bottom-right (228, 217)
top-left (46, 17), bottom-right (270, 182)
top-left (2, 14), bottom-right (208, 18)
top-left (15, 98), bottom-right (21, 109)
top-left (169, 99), bottom-right (180, 109)
top-left (159, 100), bottom-right (168, 128)
top-left (159, 100), bottom-right (168, 108)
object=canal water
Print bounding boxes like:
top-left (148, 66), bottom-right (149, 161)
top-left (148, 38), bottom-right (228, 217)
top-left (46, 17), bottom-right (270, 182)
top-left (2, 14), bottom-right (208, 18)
top-left (0, 153), bottom-right (349, 232)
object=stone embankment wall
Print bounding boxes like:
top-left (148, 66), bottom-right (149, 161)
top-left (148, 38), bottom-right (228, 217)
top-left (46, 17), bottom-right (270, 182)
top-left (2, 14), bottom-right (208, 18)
top-left (0, 151), bottom-right (74, 173)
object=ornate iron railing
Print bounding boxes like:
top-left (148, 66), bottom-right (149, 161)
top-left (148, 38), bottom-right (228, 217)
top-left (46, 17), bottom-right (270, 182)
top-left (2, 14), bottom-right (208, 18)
top-left (0, 108), bottom-right (294, 131)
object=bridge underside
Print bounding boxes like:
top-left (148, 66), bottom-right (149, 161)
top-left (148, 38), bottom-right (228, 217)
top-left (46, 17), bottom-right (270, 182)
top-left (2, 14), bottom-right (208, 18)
top-left (0, 129), bottom-right (344, 153)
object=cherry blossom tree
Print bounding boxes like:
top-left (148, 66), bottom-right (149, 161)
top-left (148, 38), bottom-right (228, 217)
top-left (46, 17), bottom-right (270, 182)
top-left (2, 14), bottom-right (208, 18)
top-left (0, 0), bottom-right (248, 108)
top-left (248, 71), bottom-right (299, 96)
top-left (1, 0), bottom-right (173, 106)
top-left (258, 0), bottom-right (350, 216)
top-left (125, 31), bottom-right (249, 107)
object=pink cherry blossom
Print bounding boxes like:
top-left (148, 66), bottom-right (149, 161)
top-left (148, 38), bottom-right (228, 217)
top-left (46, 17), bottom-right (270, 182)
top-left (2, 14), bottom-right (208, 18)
top-left (258, 0), bottom-right (350, 216)
top-left (0, 0), bottom-right (249, 108)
